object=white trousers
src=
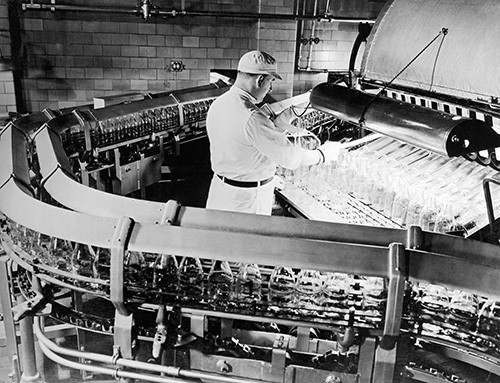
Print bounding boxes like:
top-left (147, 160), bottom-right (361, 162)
top-left (205, 174), bottom-right (275, 215)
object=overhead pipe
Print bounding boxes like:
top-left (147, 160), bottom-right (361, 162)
top-left (310, 83), bottom-right (500, 157)
top-left (21, 2), bottom-right (375, 23)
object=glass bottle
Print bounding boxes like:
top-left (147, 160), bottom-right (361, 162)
top-left (152, 253), bottom-right (179, 295)
top-left (93, 247), bottom-right (111, 282)
top-left (323, 272), bottom-right (351, 310)
top-left (124, 250), bottom-right (147, 288)
top-left (6, 221), bottom-right (21, 246)
top-left (405, 186), bottom-right (425, 227)
top-left (52, 238), bottom-right (74, 272)
top-left (419, 193), bottom-right (438, 231)
top-left (362, 277), bottom-right (387, 312)
top-left (235, 263), bottom-right (263, 304)
top-left (71, 243), bottom-right (96, 279)
top-left (207, 260), bottom-right (233, 309)
top-left (294, 269), bottom-right (323, 314)
top-left (268, 266), bottom-right (296, 312)
top-left (32, 232), bottom-right (53, 265)
top-left (390, 180), bottom-right (410, 226)
top-left (476, 299), bottom-right (500, 339)
top-left (447, 290), bottom-right (479, 330)
top-left (177, 256), bottom-right (204, 302)
top-left (419, 283), bottom-right (449, 318)
top-left (434, 202), bottom-right (456, 234)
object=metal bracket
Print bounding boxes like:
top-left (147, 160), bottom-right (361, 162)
top-left (72, 109), bottom-right (94, 152)
top-left (160, 200), bottom-right (181, 226)
top-left (406, 225), bottom-right (424, 250)
top-left (12, 274), bottom-right (51, 321)
top-left (110, 216), bottom-right (134, 317)
top-left (114, 312), bottom-right (134, 360)
top-left (270, 335), bottom-right (289, 382)
top-left (11, 291), bottom-right (51, 322)
top-left (295, 326), bottom-right (311, 352)
top-left (42, 108), bottom-right (60, 119)
top-left (381, 242), bottom-right (406, 350)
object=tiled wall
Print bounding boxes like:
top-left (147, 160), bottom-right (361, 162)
top-left (6, 0), bottom-right (384, 113)
top-left (0, 3), bottom-right (16, 115)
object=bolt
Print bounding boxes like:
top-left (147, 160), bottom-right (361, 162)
top-left (216, 360), bottom-right (232, 373)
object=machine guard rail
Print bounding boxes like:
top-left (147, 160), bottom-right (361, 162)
top-left (2, 109), bottom-right (500, 298)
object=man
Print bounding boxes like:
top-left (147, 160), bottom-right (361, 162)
top-left (205, 50), bottom-right (341, 215)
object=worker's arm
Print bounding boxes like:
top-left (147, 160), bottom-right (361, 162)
top-left (245, 111), bottom-right (342, 170)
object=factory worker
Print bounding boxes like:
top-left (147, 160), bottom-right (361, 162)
top-left (205, 50), bottom-right (341, 215)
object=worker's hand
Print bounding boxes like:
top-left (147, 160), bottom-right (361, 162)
top-left (317, 141), bottom-right (342, 163)
top-left (273, 108), bottom-right (299, 133)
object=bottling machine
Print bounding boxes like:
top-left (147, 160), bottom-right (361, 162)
top-left (1, 0), bottom-right (500, 382)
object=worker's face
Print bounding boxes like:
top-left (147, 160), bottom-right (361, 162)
top-left (255, 75), bottom-right (275, 103)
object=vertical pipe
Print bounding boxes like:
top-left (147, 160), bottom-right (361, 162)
top-left (0, 254), bottom-right (21, 382)
top-left (295, 0), bottom-right (308, 69)
top-left (257, 0), bottom-right (262, 50)
top-left (306, 0), bottom-right (318, 70)
top-left (17, 295), bottom-right (44, 383)
top-left (325, 0), bottom-right (331, 15)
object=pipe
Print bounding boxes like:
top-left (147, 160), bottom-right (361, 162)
top-left (37, 339), bottom-right (187, 383)
top-left (348, 23), bottom-right (372, 87)
top-left (18, 295), bottom-right (44, 383)
top-left (33, 317), bottom-right (264, 383)
top-left (306, 0), bottom-right (319, 70)
top-left (310, 83), bottom-right (500, 157)
top-left (21, 2), bottom-right (375, 23)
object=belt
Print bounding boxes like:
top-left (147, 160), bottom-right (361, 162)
top-left (217, 174), bottom-right (273, 188)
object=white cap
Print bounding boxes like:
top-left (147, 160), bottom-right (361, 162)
top-left (237, 50), bottom-right (282, 80)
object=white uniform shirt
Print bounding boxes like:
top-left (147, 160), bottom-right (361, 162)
top-left (206, 85), bottom-right (305, 182)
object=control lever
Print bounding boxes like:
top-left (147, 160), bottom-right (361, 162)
top-left (336, 306), bottom-right (356, 353)
top-left (152, 305), bottom-right (167, 359)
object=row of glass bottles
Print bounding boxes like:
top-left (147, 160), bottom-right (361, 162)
top-left (95, 106), bottom-right (180, 147)
top-left (5, 224), bottom-right (386, 312)
top-left (415, 282), bottom-right (500, 337)
top-left (6, 222), bottom-right (499, 343)
top-left (121, 253), bottom-right (388, 314)
top-left (295, 110), bottom-right (337, 132)
top-left (279, 136), bottom-right (498, 232)
top-left (182, 99), bottom-right (213, 124)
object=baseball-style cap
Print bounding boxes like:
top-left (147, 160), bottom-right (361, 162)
top-left (237, 50), bottom-right (282, 80)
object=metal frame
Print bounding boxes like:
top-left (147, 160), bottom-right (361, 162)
top-left (3, 97), bottom-right (500, 383)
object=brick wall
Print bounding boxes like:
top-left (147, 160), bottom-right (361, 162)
top-left (0, 3), bottom-right (16, 115)
top-left (9, 0), bottom-right (384, 112)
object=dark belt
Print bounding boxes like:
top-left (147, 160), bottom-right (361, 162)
top-left (217, 174), bottom-right (273, 188)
